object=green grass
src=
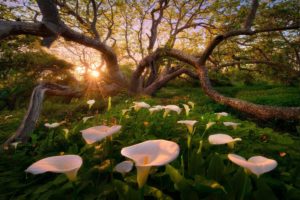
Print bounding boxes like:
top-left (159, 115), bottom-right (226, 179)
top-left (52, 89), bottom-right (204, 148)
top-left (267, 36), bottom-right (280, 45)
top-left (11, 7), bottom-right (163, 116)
top-left (0, 85), bottom-right (300, 199)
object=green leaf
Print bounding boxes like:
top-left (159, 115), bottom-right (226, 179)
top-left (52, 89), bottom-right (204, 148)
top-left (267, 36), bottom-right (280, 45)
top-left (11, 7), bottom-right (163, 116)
top-left (207, 154), bottom-right (224, 182)
top-left (253, 179), bottom-right (278, 200)
top-left (194, 175), bottom-right (226, 195)
top-left (144, 185), bottom-right (172, 200)
top-left (113, 179), bottom-right (141, 200)
top-left (165, 165), bottom-right (199, 200)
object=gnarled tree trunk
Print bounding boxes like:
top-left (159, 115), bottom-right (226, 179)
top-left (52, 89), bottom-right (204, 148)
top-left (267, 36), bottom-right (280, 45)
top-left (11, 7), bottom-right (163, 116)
top-left (3, 83), bottom-right (82, 148)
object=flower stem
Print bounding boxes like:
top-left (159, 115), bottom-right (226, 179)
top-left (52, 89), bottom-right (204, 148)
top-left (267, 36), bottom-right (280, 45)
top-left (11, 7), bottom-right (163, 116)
top-left (240, 172), bottom-right (248, 200)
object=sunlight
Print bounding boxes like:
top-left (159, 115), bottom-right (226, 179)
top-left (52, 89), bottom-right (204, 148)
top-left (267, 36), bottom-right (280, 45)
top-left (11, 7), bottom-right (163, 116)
top-left (90, 70), bottom-right (99, 78)
top-left (75, 66), bottom-right (85, 75)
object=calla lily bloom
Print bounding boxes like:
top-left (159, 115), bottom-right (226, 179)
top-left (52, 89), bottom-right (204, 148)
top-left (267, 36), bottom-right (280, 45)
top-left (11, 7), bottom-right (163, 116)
top-left (177, 120), bottom-right (198, 134)
top-left (183, 104), bottom-right (190, 116)
top-left (223, 122), bottom-right (240, 129)
top-left (153, 105), bottom-right (164, 110)
top-left (11, 141), bottom-right (21, 149)
top-left (149, 105), bottom-right (164, 114)
top-left (121, 139), bottom-right (180, 188)
top-left (114, 160), bottom-right (134, 174)
top-left (87, 99), bottom-right (96, 109)
top-left (208, 133), bottom-right (241, 148)
top-left (133, 101), bottom-right (150, 111)
top-left (163, 105), bottom-right (181, 118)
top-left (45, 121), bottom-right (66, 128)
top-left (206, 122), bottom-right (216, 130)
top-left (4, 115), bottom-right (13, 120)
top-left (188, 101), bottom-right (195, 109)
top-left (82, 116), bottom-right (94, 123)
top-left (215, 112), bottom-right (228, 119)
top-left (122, 109), bottom-right (130, 116)
top-left (80, 125), bottom-right (122, 144)
top-left (228, 154), bottom-right (277, 177)
top-left (63, 128), bottom-right (69, 139)
top-left (25, 155), bottom-right (83, 181)
top-left (149, 107), bottom-right (161, 114)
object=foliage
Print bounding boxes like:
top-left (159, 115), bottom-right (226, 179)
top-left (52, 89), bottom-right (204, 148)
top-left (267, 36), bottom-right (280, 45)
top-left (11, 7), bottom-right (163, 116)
top-left (0, 85), bottom-right (300, 199)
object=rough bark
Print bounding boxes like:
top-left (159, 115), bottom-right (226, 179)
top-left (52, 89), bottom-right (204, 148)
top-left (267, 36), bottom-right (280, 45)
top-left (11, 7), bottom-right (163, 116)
top-left (3, 83), bottom-right (82, 148)
top-left (196, 64), bottom-right (300, 120)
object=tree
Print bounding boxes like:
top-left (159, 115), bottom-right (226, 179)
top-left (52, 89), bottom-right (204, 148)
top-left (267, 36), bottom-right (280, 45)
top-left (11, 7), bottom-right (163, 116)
top-left (0, 0), bottom-right (300, 145)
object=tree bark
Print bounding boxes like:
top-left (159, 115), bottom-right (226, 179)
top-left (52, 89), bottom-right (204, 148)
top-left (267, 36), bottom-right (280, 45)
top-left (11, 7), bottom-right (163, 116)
top-left (3, 83), bottom-right (82, 148)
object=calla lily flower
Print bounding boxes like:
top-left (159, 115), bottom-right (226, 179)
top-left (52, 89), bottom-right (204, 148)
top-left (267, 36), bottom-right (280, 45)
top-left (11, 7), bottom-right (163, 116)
top-left (4, 115), bottom-right (13, 120)
top-left (63, 128), bottom-right (69, 139)
top-left (149, 107), bottom-right (161, 114)
top-left (87, 99), bottom-right (96, 109)
top-left (122, 109), bottom-right (130, 116)
top-left (183, 104), bottom-right (190, 116)
top-left (133, 101), bottom-right (150, 111)
top-left (80, 125), bottom-right (122, 144)
top-left (208, 133), bottom-right (241, 148)
top-left (215, 112), bottom-right (228, 119)
top-left (121, 139), bottom-right (180, 188)
top-left (25, 155), bottom-right (83, 181)
top-left (149, 105), bottom-right (164, 114)
top-left (114, 160), bottom-right (134, 174)
top-left (45, 121), bottom-right (66, 128)
top-left (188, 101), bottom-right (195, 109)
top-left (82, 116), bottom-right (94, 123)
top-left (228, 154), bottom-right (277, 177)
top-left (177, 120), bottom-right (198, 134)
top-left (11, 141), bottom-right (21, 149)
top-left (153, 105), bottom-right (164, 109)
top-left (206, 122), bottom-right (216, 130)
top-left (223, 122), bottom-right (240, 129)
top-left (163, 105), bottom-right (182, 118)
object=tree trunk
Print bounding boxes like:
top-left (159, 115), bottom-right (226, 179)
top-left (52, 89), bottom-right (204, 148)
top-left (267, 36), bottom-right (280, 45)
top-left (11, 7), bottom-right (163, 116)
top-left (196, 64), bottom-right (300, 120)
top-left (3, 83), bottom-right (82, 148)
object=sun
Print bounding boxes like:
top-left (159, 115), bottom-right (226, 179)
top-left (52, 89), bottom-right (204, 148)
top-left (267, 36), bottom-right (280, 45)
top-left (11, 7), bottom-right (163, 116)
top-left (90, 70), bottom-right (100, 78)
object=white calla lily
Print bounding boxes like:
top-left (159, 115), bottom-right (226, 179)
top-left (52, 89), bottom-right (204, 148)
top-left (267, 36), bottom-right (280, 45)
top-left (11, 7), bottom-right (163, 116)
top-left (228, 154), bottom-right (278, 177)
top-left (183, 104), bottom-right (190, 116)
top-left (163, 105), bottom-right (182, 118)
top-left (114, 160), bottom-right (134, 174)
top-left (11, 141), bottom-right (21, 149)
top-left (206, 122), bottom-right (216, 130)
top-left (121, 139), bottom-right (180, 188)
top-left (223, 122), bottom-right (240, 129)
top-left (4, 115), bottom-right (13, 120)
top-left (87, 99), bottom-right (96, 109)
top-left (149, 107), bottom-right (161, 114)
top-left (153, 105), bottom-right (164, 110)
top-left (80, 125), bottom-right (122, 144)
top-left (63, 128), bottom-right (69, 139)
top-left (188, 101), bottom-right (195, 109)
top-left (82, 116), bottom-right (94, 123)
top-left (45, 121), bottom-right (65, 128)
top-left (25, 155), bottom-right (83, 181)
top-left (177, 120), bottom-right (198, 134)
top-left (208, 133), bottom-right (241, 148)
top-left (122, 109), bottom-right (130, 116)
top-left (133, 101), bottom-right (150, 111)
top-left (215, 112), bottom-right (228, 119)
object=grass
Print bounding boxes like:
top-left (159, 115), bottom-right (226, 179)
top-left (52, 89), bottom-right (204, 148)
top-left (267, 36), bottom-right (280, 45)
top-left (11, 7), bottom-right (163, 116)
top-left (0, 84), bottom-right (300, 199)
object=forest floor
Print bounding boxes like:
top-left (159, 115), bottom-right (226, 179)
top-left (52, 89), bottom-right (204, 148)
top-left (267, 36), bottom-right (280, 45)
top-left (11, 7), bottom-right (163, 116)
top-left (0, 84), bottom-right (300, 199)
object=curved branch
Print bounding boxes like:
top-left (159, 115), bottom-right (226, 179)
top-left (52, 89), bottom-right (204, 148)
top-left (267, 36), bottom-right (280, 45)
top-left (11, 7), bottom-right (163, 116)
top-left (3, 83), bottom-right (82, 148)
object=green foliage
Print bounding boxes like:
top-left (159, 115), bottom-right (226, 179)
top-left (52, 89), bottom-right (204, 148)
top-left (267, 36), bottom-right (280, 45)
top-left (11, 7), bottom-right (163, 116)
top-left (0, 85), bottom-right (300, 199)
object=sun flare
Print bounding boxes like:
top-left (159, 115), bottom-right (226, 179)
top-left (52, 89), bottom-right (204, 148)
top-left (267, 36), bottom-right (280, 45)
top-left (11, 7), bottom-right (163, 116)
top-left (90, 70), bottom-right (99, 78)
